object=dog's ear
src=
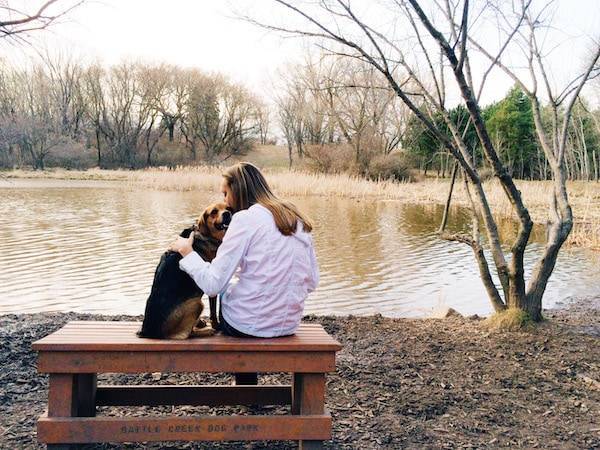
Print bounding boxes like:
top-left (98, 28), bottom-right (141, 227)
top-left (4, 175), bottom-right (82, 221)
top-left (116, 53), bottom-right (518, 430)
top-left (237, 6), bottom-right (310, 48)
top-left (179, 227), bottom-right (194, 238)
top-left (196, 211), bottom-right (211, 237)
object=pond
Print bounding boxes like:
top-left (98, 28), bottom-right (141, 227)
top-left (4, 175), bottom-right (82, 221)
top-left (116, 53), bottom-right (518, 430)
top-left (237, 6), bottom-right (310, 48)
top-left (1, 178), bottom-right (598, 317)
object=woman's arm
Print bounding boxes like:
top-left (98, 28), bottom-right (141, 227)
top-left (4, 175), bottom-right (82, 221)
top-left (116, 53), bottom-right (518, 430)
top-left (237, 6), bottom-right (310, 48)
top-left (177, 212), bottom-right (253, 296)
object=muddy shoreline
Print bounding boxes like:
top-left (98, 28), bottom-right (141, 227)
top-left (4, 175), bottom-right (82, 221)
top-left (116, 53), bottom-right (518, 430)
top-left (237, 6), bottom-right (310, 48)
top-left (1, 301), bottom-right (598, 449)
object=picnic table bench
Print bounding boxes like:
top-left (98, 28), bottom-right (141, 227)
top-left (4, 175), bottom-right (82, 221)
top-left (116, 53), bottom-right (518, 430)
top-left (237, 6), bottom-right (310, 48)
top-left (32, 320), bottom-right (342, 449)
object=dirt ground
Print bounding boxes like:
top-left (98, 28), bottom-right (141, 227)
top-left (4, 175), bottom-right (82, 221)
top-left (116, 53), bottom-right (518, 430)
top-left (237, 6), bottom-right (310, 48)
top-left (0, 299), bottom-right (598, 449)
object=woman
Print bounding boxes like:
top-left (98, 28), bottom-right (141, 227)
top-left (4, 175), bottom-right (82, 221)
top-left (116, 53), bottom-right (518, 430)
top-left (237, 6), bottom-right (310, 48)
top-left (169, 162), bottom-right (319, 338)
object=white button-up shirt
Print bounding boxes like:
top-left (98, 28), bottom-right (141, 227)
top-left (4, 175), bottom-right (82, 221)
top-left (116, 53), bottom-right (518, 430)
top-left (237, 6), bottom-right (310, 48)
top-left (179, 203), bottom-right (319, 337)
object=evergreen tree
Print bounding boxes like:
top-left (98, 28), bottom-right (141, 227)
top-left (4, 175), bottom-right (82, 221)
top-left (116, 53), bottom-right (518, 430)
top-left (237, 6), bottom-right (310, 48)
top-left (484, 86), bottom-right (537, 179)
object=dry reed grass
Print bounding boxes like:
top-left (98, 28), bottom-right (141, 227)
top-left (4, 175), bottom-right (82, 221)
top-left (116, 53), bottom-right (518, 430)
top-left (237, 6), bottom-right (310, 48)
top-left (4, 166), bottom-right (600, 249)
top-left (3, 167), bottom-right (132, 181)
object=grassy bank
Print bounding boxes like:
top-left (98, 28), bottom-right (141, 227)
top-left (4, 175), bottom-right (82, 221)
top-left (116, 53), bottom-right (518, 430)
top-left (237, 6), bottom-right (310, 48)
top-left (3, 165), bottom-right (599, 250)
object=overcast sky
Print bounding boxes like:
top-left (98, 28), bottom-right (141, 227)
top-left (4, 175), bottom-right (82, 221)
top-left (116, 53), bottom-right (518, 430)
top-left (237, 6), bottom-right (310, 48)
top-left (2, 0), bottom-right (599, 105)
top-left (3, 0), bottom-right (305, 98)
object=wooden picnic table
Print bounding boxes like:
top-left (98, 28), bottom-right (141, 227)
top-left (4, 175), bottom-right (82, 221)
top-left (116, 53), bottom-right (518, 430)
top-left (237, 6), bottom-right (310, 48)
top-left (32, 320), bottom-right (342, 449)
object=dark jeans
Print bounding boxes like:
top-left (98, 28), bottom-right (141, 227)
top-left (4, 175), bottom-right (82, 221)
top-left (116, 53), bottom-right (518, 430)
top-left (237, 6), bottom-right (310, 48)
top-left (218, 300), bottom-right (258, 385)
top-left (219, 309), bottom-right (255, 338)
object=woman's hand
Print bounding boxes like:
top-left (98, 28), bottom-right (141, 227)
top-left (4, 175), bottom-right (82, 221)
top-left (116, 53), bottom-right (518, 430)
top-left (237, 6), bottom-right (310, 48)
top-left (168, 233), bottom-right (194, 257)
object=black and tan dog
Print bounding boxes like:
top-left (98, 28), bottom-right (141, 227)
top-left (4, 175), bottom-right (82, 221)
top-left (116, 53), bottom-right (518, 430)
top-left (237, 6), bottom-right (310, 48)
top-left (138, 202), bottom-right (232, 339)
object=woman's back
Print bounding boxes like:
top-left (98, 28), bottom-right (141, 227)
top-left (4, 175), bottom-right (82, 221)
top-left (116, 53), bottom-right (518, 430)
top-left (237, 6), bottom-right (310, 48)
top-left (223, 203), bottom-right (318, 337)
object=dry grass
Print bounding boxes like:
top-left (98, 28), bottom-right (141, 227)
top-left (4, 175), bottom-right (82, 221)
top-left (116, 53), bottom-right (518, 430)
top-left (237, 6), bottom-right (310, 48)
top-left (2, 167), bottom-right (132, 181)
top-left (3, 164), bottom-right (600, 250)
top-left (484, 308), bottom-right (535, 331)
top-left (229, 144), bottom-right (298, 170)
top-left (125, 166), bottom-right (419, 198)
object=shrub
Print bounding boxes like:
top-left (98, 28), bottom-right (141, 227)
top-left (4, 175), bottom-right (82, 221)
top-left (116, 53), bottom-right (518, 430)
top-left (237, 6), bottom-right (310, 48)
top-left (478, 166), bottom-right (495, 182)
top-left (304, 144), bottom-right (354, 174)
top-left (45, 140), bottom-right (96, 170)
top-left (367, 153), bottom-right (411, 181)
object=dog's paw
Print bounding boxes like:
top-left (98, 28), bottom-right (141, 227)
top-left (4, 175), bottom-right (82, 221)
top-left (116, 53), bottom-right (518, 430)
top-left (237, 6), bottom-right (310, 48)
top-left (191, 326), bottom-right (216, 338)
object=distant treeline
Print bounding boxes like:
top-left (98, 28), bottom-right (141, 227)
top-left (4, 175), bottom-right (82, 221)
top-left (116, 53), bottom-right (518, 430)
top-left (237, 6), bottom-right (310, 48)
top-left (2, 53), bottom-right (599, 181)
top-left (0, 56), bottom-right (271, 169)
top-left (275, 56), bottom-right (600, 181)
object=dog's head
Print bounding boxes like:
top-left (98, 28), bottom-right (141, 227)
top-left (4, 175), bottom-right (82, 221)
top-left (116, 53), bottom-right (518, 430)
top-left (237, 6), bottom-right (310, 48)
top-left (194, 202), bottom-right (233, 242)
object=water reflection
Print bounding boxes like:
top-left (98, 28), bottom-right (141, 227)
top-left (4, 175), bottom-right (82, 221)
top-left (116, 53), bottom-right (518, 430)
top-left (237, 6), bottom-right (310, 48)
top-left (1, 178), bottom-right (598, 317)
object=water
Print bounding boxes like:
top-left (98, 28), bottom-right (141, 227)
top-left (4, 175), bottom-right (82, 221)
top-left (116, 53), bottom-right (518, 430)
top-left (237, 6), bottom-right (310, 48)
top-left (1, 178), bottom-right (598, 317)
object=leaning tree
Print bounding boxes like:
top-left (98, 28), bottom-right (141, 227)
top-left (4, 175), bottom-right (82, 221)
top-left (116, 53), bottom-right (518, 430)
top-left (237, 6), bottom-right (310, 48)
top-left (248, 0), bottom-right (600, 321)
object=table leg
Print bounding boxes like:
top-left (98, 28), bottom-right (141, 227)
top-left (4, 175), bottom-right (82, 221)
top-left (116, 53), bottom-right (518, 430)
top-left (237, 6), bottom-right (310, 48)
top-left (234, 373), bottom-right (258, 385)
top-left (292, 373), bottom-right (326, 450)
top-left (75, 373), bottom-right (97, 417)
top-left (47, 374), bottom-right (78, 450)
top-left (48, 374), bottom-right (77, 417)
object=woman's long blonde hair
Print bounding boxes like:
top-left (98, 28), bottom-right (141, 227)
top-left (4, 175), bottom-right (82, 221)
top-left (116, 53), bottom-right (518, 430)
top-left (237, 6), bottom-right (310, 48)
top-left (222, 162), bottom-right (313, 235)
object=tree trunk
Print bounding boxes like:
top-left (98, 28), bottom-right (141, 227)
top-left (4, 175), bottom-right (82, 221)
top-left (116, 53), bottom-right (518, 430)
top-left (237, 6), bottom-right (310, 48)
top-left (439, 162), bottom-right (458, 232)
top-left (168, 123), bottom-right (174, 142)
top-left (96, 129), bottom-right (102, 167)
top-left (525, 161), bottom-right (573, 321)
top-left (287, 141), bottom-right (293, 169)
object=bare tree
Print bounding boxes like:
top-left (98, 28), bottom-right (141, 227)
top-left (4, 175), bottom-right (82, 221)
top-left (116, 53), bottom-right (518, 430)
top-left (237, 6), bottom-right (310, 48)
top-left (250, 0), bottom-right (600, 320)
top-left (40, 50), bottom-right (85, 137)
top-left (2, 53), bottom-right (266, 168)
top-left (465, 2), bottom-right (600, 313)
top-left (0, 1), bottom-right (84, 43)
top-left (136, 64), bottom-right (173, 165)
top-left (275, 91), bottom-right (298, 168)
top-left (276, 55), bottom-right (408, 172)
top-left (255, 99), bottom-right (271, 145)
top-left (152, 64), bottom-right (187, 144)
top-left (10, 65), bottom-right (64, 169)
top-left (81, 63), bottom-right (107, 166)
top-left (83, 62), bottom-right (155, 167)
top-left (313, 60), bottom-right (400, 170)
top-left (278, 69), bottom-right (309, 159)
top-left (181, 73), bottom-right (259, 164)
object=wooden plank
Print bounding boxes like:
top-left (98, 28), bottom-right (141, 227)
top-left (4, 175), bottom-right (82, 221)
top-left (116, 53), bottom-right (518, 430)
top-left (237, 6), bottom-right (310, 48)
top-left (38, 351), bottom-right (336, 373)
top-left (55, 324), bottom-right (325, 331)
top-left (96, 385), bottom-right (291, 407)
top-left (33, 338), bottom-right (342, 352)
top-left (40, 321), bottom-right (326, 331)
top-left (38, 332), bottom-right (332, 338)
top-left (61, 321), bottom-right (324, 328)
top-left (32, 322), bottom-right (342, 352)
top-left (37, 413), bottom-right (332, 443)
